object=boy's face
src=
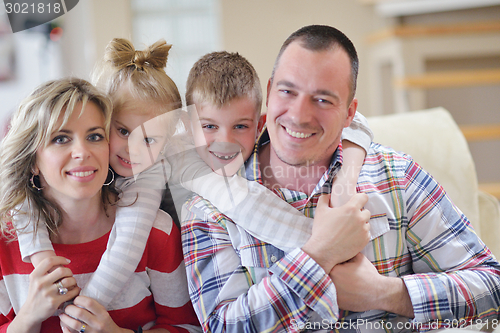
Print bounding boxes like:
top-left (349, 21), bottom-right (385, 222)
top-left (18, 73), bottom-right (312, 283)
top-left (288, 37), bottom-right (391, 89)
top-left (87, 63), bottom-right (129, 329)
top-left (109, 106), bottom-right (169, 178)
top-left (190, 97), bottom-right (259, 176)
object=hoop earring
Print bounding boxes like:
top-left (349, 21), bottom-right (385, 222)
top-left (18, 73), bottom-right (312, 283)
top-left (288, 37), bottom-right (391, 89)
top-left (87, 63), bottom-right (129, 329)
top-left (30, 174), bottom-right (43, 191)
top-left (103, 168), bottom-right (115, 186)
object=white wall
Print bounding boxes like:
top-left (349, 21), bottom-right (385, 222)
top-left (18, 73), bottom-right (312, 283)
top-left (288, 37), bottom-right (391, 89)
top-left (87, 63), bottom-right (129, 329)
top-left (0, 32), bottom-right (62, 128)
top-left (0, 0), bottom-right (131, 126)
top-left (219, 0), bottom-right (391, 116)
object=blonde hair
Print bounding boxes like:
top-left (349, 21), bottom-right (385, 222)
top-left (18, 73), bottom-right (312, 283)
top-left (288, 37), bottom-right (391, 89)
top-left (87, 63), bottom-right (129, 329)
top-left (0, 78), bottom-right (113, 237)
top-left (186, 51), bottom-right (262, 114)
top-left (93, 38), bottom-right (182, 117)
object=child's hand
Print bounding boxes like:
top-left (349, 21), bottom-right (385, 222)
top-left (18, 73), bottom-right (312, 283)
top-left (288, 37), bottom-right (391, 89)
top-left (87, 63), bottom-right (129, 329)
top-left (60, 295), bottom-right (125, 333)
top-left (330, 140), bottom-right (366, 207)
top-left (31, 249), bottom-right (57, 268)
top-left (330, 175), bottom-right (358, 208)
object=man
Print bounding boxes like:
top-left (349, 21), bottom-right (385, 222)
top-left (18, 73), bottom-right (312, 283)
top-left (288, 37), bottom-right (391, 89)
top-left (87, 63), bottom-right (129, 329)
top-left (182, 25), bottom-right (500, 332)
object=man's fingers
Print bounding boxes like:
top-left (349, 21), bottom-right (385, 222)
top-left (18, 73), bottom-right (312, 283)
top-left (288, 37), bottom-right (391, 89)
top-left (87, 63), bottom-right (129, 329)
top-left (349, 192), bottom-right (369, 209)
top-left (361, 208), bottom-right (371, 222)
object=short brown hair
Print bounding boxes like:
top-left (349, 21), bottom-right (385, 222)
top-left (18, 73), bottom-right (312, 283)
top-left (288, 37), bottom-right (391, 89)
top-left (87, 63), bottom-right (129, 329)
top-left (186, 51), bottom-right (262, 113)
top-left (271, 25), bottom-right (359, 103)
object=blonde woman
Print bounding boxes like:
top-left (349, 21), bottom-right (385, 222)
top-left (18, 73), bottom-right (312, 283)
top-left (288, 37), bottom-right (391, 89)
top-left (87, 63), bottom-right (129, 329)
top-left (0, 78), bottom-right (199, 333)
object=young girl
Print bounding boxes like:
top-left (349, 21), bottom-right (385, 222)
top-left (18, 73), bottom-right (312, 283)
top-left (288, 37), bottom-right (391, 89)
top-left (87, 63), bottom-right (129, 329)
top-left (16, 38), bottom-right (373, 308)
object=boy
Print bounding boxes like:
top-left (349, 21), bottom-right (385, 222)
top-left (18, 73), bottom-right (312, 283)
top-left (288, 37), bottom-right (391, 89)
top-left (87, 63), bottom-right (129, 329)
top-left (174, 51), bottom-right (372, 250)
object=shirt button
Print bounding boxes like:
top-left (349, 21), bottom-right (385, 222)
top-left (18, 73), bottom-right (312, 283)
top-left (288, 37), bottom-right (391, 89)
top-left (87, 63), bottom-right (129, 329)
top-left (270, 255), bottom-right (277, 263)
top-left (305, 201), bottom-right (312, 208)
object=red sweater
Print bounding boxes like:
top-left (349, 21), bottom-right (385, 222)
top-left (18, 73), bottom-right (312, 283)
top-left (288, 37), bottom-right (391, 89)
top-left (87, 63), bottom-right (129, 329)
top-left (0, 211), bottom-right (200, 333)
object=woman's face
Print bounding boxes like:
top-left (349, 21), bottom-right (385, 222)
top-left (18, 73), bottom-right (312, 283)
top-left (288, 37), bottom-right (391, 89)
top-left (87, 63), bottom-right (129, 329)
top-left (35, 101), bottom-right (109, 204)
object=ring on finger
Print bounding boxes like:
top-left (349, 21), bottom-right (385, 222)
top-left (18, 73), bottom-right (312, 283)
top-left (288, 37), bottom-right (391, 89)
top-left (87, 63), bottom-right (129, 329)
top-left (79, 323), bottom-right (86, 333)
top-left (56, 281), bottom-right (68, 295)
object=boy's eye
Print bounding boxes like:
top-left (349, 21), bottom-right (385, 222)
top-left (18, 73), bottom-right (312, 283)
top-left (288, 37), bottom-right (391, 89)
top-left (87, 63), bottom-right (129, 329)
top-left (118, 128), bottom-right (130, 137)
top-left (203, 124), bottom-right (218, 130)
top-left (88, 133), bottom-right (105, 142)
top-left (234, 124), bottom-right (249, 130)
top-left (52, 135), bottom-right (70, 144)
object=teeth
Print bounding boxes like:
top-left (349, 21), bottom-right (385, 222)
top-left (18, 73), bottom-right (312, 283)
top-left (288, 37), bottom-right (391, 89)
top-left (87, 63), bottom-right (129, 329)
top-left (120, 157), bottom-right (131, 164)
top-left (212, 152), bottom-right (239, 160)
top-left (71, 171), bottom-right (95, 177)
top-left (285, 127), bottom-right (312, 139)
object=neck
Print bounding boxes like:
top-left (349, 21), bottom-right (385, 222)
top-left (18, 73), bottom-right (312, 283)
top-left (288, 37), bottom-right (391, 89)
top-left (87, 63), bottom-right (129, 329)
top-left (259, 144), bottom-right (330, 196)
top-left (50, 194), bottom-right (115, 244)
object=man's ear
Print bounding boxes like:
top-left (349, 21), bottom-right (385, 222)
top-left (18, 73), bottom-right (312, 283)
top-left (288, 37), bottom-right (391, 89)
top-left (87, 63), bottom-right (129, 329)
top-left (343, 97), bottom-right (358, 128)
top-left (266, 78), bottom-right (272, 107)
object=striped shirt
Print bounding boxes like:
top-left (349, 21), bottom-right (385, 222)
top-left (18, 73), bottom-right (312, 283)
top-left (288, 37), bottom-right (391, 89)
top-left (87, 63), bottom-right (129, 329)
top-left (181, 130), bottom-right (500, 332)
top-left (0, 210), bottom-right (201, 333)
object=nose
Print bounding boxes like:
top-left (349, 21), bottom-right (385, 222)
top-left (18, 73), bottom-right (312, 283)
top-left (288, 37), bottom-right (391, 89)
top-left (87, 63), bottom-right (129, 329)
top-left (71, 139), bottom-right (91, 160)
top-left (287, 95), bottom-right (314, 125)
top-left (128, 141), bottom-right (141, 159)
top-left (214, 128), bottom-right (236, 144)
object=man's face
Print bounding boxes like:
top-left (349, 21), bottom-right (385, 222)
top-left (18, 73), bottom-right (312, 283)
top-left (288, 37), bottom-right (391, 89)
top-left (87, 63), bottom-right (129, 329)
top-left (266, 42), bottom-right (357, 168)
top-left (190, 97), bottom-right (259, 176)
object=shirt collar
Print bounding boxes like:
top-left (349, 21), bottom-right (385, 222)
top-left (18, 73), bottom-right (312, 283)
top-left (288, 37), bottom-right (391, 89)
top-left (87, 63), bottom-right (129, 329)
top-left (244, 126), bottom-right (344, 196)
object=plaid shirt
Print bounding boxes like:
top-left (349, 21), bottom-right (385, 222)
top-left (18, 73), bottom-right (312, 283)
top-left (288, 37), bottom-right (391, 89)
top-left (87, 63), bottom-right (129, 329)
top-left (182, 130), bottom-right (500, 332)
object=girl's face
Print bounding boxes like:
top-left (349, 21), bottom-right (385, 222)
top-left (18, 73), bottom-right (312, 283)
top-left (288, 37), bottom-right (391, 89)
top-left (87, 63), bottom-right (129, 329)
top-left (109, 103), bottom-right (170, 178)
top-left (35, 102), bottom-right (109, 205)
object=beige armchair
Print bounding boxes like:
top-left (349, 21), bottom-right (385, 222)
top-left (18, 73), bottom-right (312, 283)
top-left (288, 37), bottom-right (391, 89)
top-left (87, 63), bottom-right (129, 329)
top-left (367, 107), bottom-right (500, 258)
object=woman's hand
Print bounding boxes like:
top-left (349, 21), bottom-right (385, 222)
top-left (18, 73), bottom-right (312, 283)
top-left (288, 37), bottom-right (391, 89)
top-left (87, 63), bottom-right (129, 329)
top-left (59, 296), bottom-right (129, 333)
top-left (9, 256), bottom-right (79, 333)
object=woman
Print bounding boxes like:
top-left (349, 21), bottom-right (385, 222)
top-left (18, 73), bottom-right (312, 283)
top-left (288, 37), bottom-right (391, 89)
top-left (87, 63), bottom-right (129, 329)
top-left (0, 78), bottom-right (199, 333)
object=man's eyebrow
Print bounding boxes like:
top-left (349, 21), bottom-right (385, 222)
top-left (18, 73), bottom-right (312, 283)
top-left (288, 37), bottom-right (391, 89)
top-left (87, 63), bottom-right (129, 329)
top-left (276, 80), bottom-right (341, 102)
top-left (276, 80), bottom-right (296, 88)
top-left (314, 89), bottom-right (340, 103)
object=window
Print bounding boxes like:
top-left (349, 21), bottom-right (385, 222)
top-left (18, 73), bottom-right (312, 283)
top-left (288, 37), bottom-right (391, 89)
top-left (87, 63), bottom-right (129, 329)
top-left (131, 0), bottom-right (221, 102)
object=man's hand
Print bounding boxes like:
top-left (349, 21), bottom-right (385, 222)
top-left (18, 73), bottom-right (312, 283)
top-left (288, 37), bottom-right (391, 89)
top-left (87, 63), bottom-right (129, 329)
top-left (301, 193), bottom-right (371, 273)
top-left (330, 253), bottom-right (414, 317)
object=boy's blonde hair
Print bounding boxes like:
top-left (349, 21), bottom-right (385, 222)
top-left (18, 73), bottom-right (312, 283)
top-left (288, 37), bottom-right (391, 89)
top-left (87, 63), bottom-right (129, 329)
top-left (93, 38), bottom-right (182, 117)
top-left (0, 78), bottom-right (113, 236)
top-left (186, 51), bottom-right (262, 113)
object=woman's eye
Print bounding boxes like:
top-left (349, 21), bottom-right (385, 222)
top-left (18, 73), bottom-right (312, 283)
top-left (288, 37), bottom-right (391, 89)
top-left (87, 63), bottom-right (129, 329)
top-left (52, 135), bottom-right (70, 144)
top-left (203, 124), bottom-right (217, 130)
top-left (88, 133), bottom-right (105, 142)
top-left (118, 128), bottom-right (130, 137)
